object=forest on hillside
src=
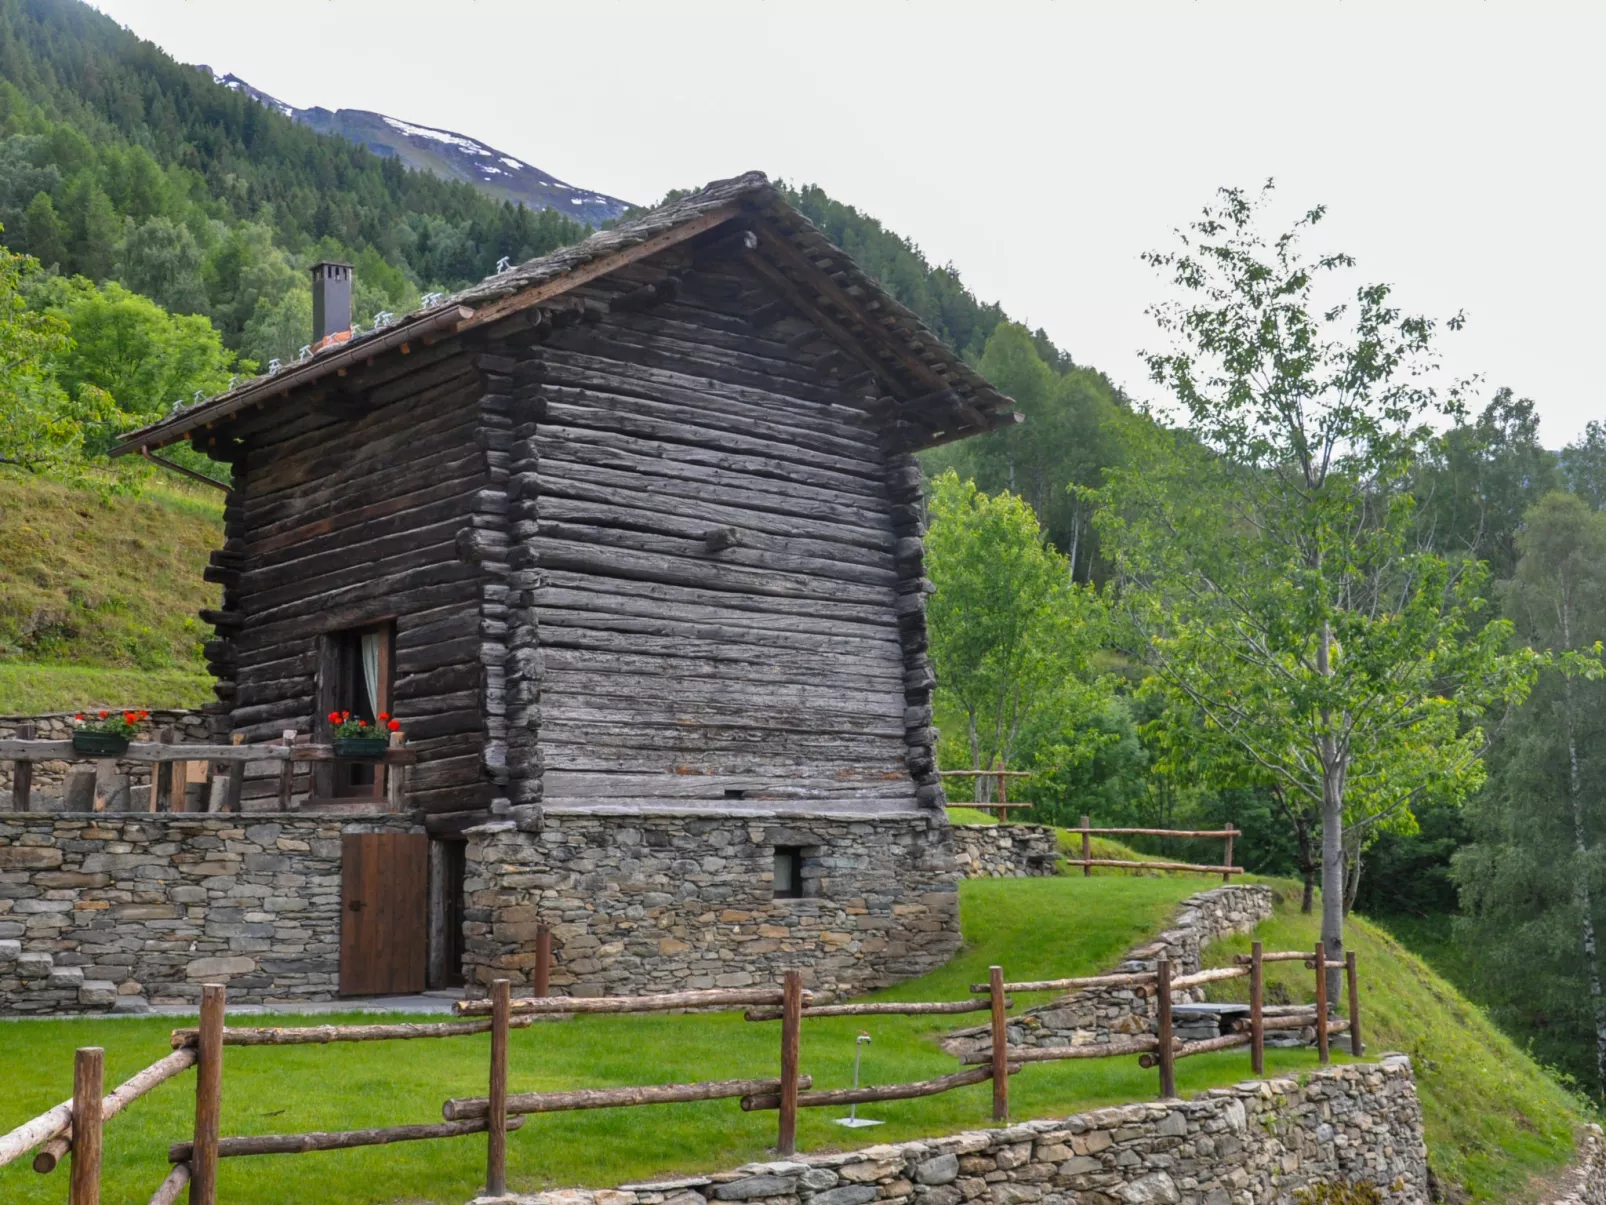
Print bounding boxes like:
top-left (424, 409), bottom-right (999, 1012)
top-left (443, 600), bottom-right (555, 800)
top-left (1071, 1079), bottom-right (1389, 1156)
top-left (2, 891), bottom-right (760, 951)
top-left (0, 0), bottom-right (1601, 1109)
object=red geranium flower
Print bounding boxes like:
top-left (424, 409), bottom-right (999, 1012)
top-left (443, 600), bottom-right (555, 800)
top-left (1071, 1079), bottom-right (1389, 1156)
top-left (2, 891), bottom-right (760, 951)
top-left (75, 712), bottom-right (84, 720)
top-left (98, 711), bottom-right (108, 719)
top-left (378, 712), bottom-right (390, 721)
top-left (386, 719), bottom-right (401, 732)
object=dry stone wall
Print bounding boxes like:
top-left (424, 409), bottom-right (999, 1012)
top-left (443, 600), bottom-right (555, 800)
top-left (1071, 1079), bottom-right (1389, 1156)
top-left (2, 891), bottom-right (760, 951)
top-left (950, 825), bottom-right (1060, 878)
top-left (1544, 1126), bottom-right (1606, 1205)
top-left (0, 811), bottom-right (414, 1013)
top-left (472, 1057), bottom-right (1429, 1205)
top-left (0, 709), bottom-right (210, 804)
top-left (948, 885), bottom-right (1275, 1055)
top-left (462, 808), bottom-right (962, 996)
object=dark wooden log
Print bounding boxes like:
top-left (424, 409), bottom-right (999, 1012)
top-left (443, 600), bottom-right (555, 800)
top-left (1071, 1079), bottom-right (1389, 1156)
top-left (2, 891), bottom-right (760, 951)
top-left (191, 984), bottom-right (224, 1205)
top-left (778, 969), bottom-right (802, 1155)
top-left (1347, 951), bottom-right (1363, 1057)
top-left (67, 1047), bottom-right (102, 1205)
top-left (487, 979), bottom-right (510, 1197)
top-left (742, 1065), bottom-right (1012, 1112)
top-left (169, 1116), bottom-right (524, 1162)
top-left (1139, 1032), bottom-right (1252, 1067)
top-left (1156, 958), bottom-right (1176, 1099)
top-left (1250, 941), bottom-right (1265, 1077)
top-left (990, 965), bottom-right (1009, 1122)
top-left (534, 927), bottom-right (552, 998)
top-left (168, 1020), bottom-right (533, 1048)
top-left (1314, 942), bottom-right (1330, 1064)
top-left (454, 986), bottom-right (797, 1016)
top-left (961, 1037), bottom-right (1163, 1065)
top-left (444, 1077), bottom-right (808, 1121)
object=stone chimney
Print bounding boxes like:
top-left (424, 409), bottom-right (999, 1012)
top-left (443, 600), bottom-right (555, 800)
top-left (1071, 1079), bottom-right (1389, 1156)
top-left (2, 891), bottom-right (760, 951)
top-left (310, 261), bottom-right (353, 347)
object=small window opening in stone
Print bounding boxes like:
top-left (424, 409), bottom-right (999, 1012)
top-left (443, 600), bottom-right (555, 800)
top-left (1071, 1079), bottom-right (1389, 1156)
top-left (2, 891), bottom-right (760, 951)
top-left (773, 847), bottom-right (804, 899)
top-left (725, 788), bottom-right (747, 800)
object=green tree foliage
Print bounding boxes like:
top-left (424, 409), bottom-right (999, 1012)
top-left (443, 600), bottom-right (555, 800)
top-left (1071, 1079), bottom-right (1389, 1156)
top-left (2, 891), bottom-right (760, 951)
top-left (1096, 183), bottom-right (1549, 979)
top-left (1454, 493), bottom-right (1606, 1098)
top-left (0, 232), bottom-right (84, 475)
top-left (924, 472), bottom-right (1114, 800)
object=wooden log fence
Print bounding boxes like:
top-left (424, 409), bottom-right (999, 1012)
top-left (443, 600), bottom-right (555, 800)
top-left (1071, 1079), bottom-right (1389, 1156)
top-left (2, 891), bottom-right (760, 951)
top-left (0, 943), bottom-right (1363, 1203)
top-left (939, 767), bottom-right (1033, 823)
top-left (1068, 815), bottom-right (1241, 880)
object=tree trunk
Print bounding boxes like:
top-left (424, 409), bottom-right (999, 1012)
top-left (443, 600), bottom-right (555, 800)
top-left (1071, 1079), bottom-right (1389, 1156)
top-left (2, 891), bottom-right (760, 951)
top-left (1301, 867), bottom-right (1315, 915)
top-left (1343, 844), bottom-right (1363, 916)
top-left (967, 708), bottom-right (986, 805)
top-left (1561, 595), bottom-right (1606, 1095)
top-left (1317, 620), bottom-right (1345, 1002)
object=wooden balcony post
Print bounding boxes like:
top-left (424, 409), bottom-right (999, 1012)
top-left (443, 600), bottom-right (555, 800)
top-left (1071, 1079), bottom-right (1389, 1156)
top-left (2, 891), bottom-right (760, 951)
top-left (67, 1046), bottom-right (103, 1205)
top-left (777, 969), bottom-right (802, 1155)
top-left (11, 721), bottom-right (35, 811)
top-left (191, 983), bottom-right (225, 1205)
top-left (487, 978), bottom-right (511, 1196)
top-left (1156, 958), bottom-right (1176, 1099)
top-left (1346, 951), bottom-right (1363, 1056)
top-left (1313, 942), bottom-right (1330, 1064)
top-left (278, 730), bottom-right (295, 810)
top-left (989, 965), bottom-right (1009, 1121)
top-left (1249, 941), bottom-right (1264, 1076)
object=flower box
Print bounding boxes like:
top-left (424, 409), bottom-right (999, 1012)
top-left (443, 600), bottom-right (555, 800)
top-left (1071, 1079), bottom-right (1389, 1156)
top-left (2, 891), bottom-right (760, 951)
top-left (72, 730), bottom-right (130, 757)
top-left (332, 737), bottom-right (390, 759)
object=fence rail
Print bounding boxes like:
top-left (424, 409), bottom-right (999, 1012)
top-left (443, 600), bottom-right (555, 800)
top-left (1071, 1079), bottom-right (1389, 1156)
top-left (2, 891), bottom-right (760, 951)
top-left (0, 939), bottom-right (1362, 1205)
top-left (2, 732), bottom-right (415, 813)
top-left (1068, 815), bottom-right (1241, 880)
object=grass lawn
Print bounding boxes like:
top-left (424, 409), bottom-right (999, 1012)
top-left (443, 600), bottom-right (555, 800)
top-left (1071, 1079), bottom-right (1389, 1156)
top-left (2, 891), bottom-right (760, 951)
top-left (0, 661), bottom-right (214, 713)
top-left (0, 874), bottom-right (1336, 1205)
top-left (1201, 886), bottom-right (1588, 1203)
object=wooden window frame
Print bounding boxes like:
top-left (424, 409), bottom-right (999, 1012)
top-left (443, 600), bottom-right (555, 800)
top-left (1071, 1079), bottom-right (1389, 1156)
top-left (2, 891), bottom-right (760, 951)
top-left (313, 621), bottom-right (395, 806)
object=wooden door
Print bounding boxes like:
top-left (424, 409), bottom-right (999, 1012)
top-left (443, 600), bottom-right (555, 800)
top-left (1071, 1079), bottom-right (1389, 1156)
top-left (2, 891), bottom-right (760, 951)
top-left (340, 833), bottom-right (428, 995)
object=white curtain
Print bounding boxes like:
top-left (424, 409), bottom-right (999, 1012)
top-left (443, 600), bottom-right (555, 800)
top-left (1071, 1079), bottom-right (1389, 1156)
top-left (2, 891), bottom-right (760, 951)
top-left (360, 629), bottom-right (382, 720)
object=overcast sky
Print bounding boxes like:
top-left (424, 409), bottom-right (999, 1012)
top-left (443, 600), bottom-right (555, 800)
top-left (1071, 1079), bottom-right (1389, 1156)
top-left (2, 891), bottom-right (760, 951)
top-left (91, 1), bottom-right (1604, 444)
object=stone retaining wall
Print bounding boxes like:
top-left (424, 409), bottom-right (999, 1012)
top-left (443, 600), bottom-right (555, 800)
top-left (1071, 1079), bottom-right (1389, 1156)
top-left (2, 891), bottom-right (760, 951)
top-left (1545, 1126), bottom-right (1606, 1205)
top-left (473, 1057), bottom-right (1428, 1205)
top-left (0, 709), bottom-right (210, 803)
top-left (950, 825), bottom-right (1060, 878)
top-left (948, 884), bottom-right (1276, 1054)
top-left (463, 809), bottom-right (963, 997)
top-left (0, 811), bottom-right (415, 1013)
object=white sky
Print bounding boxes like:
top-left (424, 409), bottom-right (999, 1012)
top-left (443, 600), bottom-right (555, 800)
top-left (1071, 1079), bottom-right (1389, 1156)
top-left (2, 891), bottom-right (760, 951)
top-left (90, 1), bottom-right (1605, 444)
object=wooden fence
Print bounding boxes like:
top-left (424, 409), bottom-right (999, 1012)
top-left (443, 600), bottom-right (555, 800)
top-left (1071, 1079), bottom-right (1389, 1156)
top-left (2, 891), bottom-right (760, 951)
top-left (940, 768), bottom-right (1034, 823)
top-left (1067, 815), bottom-right (1243, 880)
top-left (0, 732), bottom-right (415, 813)
top-left (0, 942), bottom-right (1361, 1205)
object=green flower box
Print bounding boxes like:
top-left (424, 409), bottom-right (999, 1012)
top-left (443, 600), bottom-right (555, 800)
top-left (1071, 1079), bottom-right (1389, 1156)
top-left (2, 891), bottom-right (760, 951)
top-left (333, 737), bottom-right (390, 759)
top-left (72, 731), bottom-right (129, 757)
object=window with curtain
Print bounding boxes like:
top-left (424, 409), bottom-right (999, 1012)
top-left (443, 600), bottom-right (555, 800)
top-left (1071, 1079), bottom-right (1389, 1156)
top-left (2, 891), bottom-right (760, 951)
top-left (319, 622), bottom-right (395, 800)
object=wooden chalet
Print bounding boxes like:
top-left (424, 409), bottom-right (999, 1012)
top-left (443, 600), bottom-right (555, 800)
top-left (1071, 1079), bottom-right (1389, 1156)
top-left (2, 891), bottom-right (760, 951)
top-left (113, 172), bottom-right (1019, 834)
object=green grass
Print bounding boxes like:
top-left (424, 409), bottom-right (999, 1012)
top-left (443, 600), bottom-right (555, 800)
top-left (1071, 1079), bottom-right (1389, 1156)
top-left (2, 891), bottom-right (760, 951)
top-left (0, 662), bottom-right (214, 713)
top-left (0, 875), bottom-right (1322, 1205)
top-left (0, 473), bottom-right (221, 694)
top-left (1200, 885), bottom-right (1590, 1203)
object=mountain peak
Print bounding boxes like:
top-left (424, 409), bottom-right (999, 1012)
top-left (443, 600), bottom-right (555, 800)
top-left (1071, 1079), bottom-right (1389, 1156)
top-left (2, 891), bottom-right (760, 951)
top-left (194, 66), bottom-right (633, 224)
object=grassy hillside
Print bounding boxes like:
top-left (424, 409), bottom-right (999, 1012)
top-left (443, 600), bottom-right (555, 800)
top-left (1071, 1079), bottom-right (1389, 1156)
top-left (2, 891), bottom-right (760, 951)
top-left (0, 474), bottom-right (219, 712)
top-left (1201, 886), bottom-right (1589, 1202)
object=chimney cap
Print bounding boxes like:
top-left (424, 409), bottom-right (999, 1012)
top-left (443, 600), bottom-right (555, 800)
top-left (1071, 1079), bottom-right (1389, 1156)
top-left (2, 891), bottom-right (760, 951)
top-left (311, 260), bottom-right (354, 274)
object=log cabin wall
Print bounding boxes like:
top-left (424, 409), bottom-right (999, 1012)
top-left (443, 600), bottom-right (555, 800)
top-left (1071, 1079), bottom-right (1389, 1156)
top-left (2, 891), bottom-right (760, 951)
top-left (511, 251), bottom-right (941, 817)
top-left (212, 342), bottom-right (503, 815)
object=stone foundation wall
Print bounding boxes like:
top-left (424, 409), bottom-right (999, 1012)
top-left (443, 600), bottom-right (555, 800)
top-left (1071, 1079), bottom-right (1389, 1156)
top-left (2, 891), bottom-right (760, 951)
top-left (475, 1057), bottom-right (1429, 1205)
top-left (0, 811), bottom-right (415, 1013)
top-left (1545, 1126), bottom-right (1606, 1205)
top-left (0, 709), bottom-right (210, 803)
top-left (463, 809), bottom-right (963, 997)
top-left (950, 825), bottom-right (1060, 878)
top-left (949, 885), bottom-right (1276, 1054)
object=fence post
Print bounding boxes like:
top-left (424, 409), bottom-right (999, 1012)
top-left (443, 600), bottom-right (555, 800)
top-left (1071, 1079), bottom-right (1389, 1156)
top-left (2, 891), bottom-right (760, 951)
top-left (1250, 940), bottom-right (1264, 1077)
top-left (1221, 823), bottom-right (1235, 882)
top-left (778, 969), bottom-right (803, 1155)
top-left (1080, 815), bottom-right (1092, 877)
top-left (277, 729), bottom-right (295, 811)
top-left (1313, 942), bottom-right (1330, 1064)
top-left (989, 965), bottom-right (1009, 1121)
top-left (1156, 957), bottom-right (1176, 1099)
top-left (191, 983), bottom-right (225, 1205)
top-left (1346, 951), bottom-right (1363, 1056)
top-left (12, 720), bottom-right (36, 811)
top-left (68, 1046), bottom-right (103, 1205)
top-left (534, 926), bottom-right (552, 998)
top-left (487, 978), bottom-right (510, 1196)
